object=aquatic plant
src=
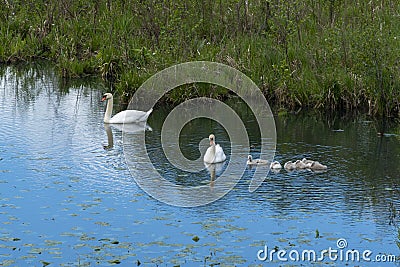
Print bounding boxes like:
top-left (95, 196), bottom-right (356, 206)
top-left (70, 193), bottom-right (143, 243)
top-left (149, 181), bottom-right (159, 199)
top-left (1, 0), bottom-right (400, 116)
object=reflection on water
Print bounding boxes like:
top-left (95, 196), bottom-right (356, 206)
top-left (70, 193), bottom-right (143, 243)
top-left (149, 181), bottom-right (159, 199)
top-left (0, 64), bottom-right (399, 266)
top-left (103, 123), bottom-right (152, 149)
top-left (103, 124), bottom-right (114, 149)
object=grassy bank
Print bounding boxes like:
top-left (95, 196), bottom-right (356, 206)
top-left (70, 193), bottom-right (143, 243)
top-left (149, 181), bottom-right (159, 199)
top-left (1, 0), bottom-right (400, 116)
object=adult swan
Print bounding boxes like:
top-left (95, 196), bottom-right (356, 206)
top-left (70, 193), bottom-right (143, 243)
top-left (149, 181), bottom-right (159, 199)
top-left (101, 93), bottom-right (153, 123)
top-left (204, 134), bottom-right (226, 164)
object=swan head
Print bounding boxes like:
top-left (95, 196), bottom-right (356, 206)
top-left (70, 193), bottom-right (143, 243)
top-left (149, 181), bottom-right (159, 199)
top-left (209, 134), bottom-right (215, 146)
top-left (101, 93), bottom-right (113, 102)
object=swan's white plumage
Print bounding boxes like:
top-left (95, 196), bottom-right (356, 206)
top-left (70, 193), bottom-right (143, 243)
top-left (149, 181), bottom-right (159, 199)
top-left (102, 93), bottom-right (152, 124)
top-left (204, 144), bottom-right (226, 163)
top-left (107, 109), bottom-right (152, 124)
top-left (204, 134), bottom-right (226, 164)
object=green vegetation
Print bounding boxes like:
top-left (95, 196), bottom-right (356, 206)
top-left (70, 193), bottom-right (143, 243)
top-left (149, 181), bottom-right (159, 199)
top-left (1, 0), bottom-right (400, 116)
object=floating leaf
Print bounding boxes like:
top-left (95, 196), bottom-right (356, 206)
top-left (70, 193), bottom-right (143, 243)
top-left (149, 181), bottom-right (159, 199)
top-left (41, 261), bottom-right (51, 266)
top-left (29, 248), bottom-right (42, 254)
top-left (108, 259), bottom-right (121, 264)
top-left (80, 234), bottom-right (95, 241)
top-left (45, 240), bottom-right (62, 246)
top-left (277, 238), bottom-right (288, 243)
top-left (0, 259), bottom-right (15, 266)
top-left (95, 221), bottom-right (110, 226)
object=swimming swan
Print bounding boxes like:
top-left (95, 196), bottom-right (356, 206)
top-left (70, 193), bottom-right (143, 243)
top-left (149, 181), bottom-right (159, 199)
top-left (301, 158), bottom-right (314, 165)
top-left (309, 161), bottom-right (327, 170)
top-left (204, 134), bottom-right (226, 164)
top-left (295, 160), bottom-right (307, 169)
top-left (270, 161), bottom-right (282, 169)
top-left (247, 155), bottom-right (269, 166)
top-left (101, 93), bottom-right (153, 124)
top-left (284, 161), bottom-right (296, 170)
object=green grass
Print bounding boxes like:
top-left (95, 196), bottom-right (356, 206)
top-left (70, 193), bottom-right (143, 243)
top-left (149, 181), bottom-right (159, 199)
top-left (1, 0), bottom-right (400, 116)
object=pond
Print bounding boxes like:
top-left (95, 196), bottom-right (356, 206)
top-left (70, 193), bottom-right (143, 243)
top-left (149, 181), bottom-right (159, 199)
top-left (0, 64), bottom-right (399, 266)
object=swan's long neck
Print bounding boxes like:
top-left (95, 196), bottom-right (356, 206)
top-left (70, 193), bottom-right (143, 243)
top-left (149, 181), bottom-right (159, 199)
top-left (210, 143), bottom-right (216, 158)
top-left (104, 96), bottom-right (113, 123)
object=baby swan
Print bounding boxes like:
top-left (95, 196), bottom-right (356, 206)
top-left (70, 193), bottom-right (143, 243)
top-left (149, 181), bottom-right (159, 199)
top-left (284, 161), bottom-right (296, 170)
top-left (295, 160), bottom-right (307, 169)
top-left (270, 161), bottom-right (282, 169)
top-left (247, 155), bottom-right (269, 166)
top-left (309, 161), bottom-right (327, 170)
top-left (301, 158), bottom-right (314, 165)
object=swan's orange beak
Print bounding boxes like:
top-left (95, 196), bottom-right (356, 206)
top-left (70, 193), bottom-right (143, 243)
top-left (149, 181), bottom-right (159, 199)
top-left (101, 96), bottom-right (107, 102)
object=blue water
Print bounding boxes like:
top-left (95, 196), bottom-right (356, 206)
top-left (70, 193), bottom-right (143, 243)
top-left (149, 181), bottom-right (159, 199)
top-left (0, 65), bottom-right (399, 266)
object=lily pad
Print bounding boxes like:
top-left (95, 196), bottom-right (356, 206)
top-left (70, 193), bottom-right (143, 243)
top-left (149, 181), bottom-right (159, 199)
top-left (108, 259), bottom-right (121, 264)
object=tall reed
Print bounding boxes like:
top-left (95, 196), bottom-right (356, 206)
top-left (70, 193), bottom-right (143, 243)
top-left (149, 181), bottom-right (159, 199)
top-left (1, 0), bottom-right (399, 116)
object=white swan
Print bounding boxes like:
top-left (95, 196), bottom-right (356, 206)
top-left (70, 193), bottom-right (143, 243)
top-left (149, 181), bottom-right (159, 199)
top-left (101, 93), bottom-right (153, 124)
top-left (203, 134), bottom-right (226, 164)
top-left (247, 155), bottom-right (269, 166)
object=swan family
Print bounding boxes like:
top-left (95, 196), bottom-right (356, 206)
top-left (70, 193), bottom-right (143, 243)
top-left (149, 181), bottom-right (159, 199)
top-left (198, 133), bottom-right (327, 172)
top-left (100, 94), bottom-right (327, 173)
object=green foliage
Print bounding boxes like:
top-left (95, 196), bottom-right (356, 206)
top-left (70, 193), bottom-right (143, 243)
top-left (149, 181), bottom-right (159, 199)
top-left (1, 0), bottom-right (400, 116)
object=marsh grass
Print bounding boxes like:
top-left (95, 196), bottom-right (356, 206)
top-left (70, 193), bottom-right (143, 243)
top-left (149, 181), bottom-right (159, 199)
top-left (1, 0), bottom-right (400, 116)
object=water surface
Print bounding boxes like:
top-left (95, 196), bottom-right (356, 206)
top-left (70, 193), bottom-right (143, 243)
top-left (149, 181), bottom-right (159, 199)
top-left (0, 64), bottom-right (399, 266)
